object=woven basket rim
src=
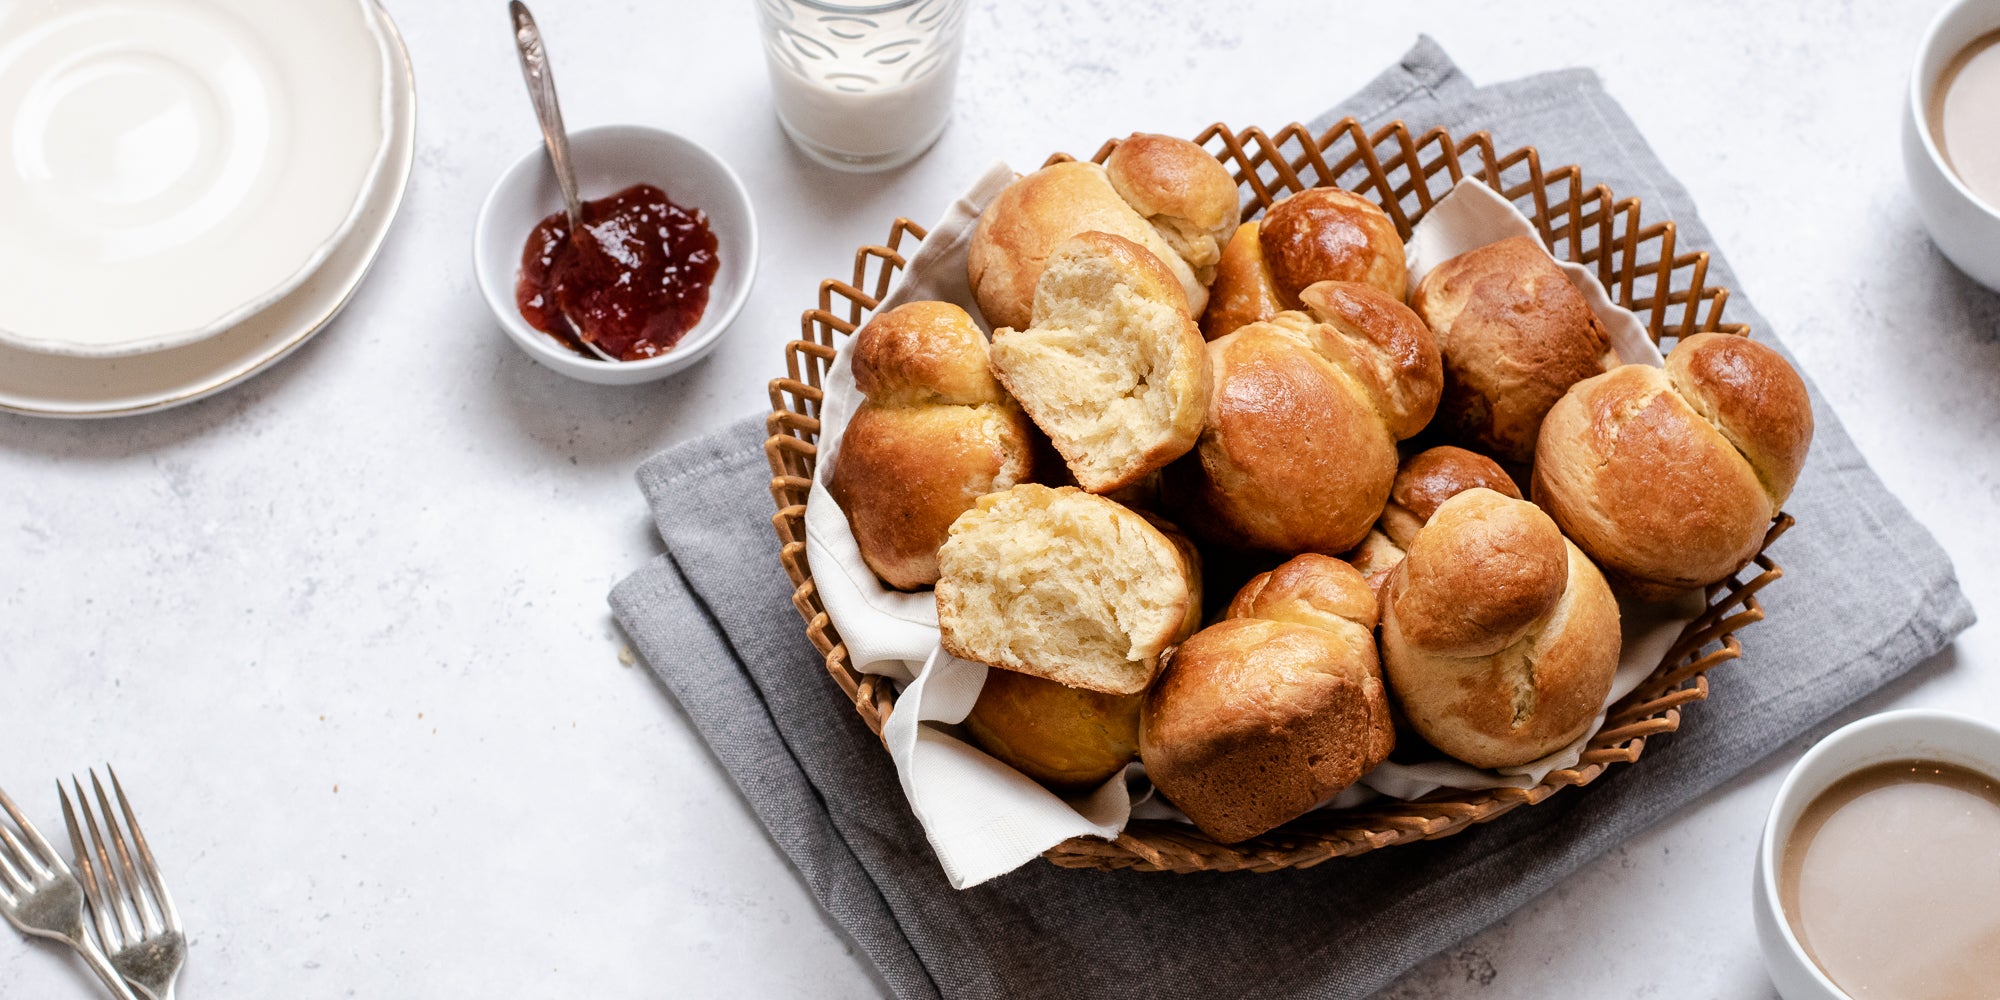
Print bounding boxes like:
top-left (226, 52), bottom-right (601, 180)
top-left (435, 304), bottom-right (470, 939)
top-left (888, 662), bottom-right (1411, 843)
top-left (763, 119), bottom-right (1790, 874)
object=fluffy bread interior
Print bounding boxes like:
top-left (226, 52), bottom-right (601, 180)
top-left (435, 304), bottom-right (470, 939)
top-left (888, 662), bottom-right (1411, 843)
top-left (936, 485), bottom-right (1192, 695)
top-left (990, 238), bottom-right (1205, 493)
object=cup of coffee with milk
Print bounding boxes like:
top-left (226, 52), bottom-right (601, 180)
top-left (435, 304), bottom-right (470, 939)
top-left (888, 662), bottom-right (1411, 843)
top-left (1753, 710), bottom-right (2000, 999)
top-left (1905, 0), bottom-right (2000, 290)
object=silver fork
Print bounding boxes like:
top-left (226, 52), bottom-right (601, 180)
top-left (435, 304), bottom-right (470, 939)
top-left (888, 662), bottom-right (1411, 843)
top-left (0, 781), bottom-right (138, 1000)
top-left (62, 769), bottom-right (184, 1000)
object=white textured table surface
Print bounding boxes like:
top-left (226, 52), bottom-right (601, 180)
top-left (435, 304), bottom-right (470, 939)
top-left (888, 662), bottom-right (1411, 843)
top-left (3, 0), bottom-right (1996, 996)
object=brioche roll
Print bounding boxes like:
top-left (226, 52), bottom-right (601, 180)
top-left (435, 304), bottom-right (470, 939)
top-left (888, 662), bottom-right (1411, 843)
top-left (1533, 333), bottom-right (1813, 598)
top-left (1142, 554), bottom-right (1394, 844)
top-left (936, 485), bottom-right (1201, 695)
top-left (1378, 489), bottom-right (1621, 769)
top-left (1200, 187), bottom-right (1407, 339)
top-left (964, 668), bottom-right (1143, 790)
top-left (1346, 445), bottom-right (1522, 594)
top-left (989, 232), bottom-right (1210, 493)
top-left (1411, 235), bottom-right (1615, 463)
top-left (968, 137), bottom-right (1238, 331)
top-left (1103, 133), bottom-right (1241, 286)
top-left (828, 301), bottom-right (1036, 590)
top-left (1173, 280), bottom-right (1441, 554)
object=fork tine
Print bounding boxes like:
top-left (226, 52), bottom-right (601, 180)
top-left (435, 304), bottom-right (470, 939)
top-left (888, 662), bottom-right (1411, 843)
top-left (92, 770), bottom-right (160, 938)
top-left (107, 766), bottom-right (179, 933)
top-left (0, 822), bottom-right (49, 883)
top-left (77, 775), bottom-right (141, 948)
top-left (0, 782), bottom-right (63, 876)
top-left (0, 828), bottom-right (32, 895)
top-left (62, 781), bottom-right (121, 949)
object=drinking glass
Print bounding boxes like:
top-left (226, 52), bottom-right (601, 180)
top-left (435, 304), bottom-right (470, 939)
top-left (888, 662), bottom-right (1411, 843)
top-left (755, 0), bottom-right (969, 172)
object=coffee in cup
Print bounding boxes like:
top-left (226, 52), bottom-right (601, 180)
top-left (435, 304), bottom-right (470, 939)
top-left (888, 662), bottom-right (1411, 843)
top-left (1929, 30), bottom-right (2000, 208)
top-left (1777, 759), bottom-right (2000, 1000)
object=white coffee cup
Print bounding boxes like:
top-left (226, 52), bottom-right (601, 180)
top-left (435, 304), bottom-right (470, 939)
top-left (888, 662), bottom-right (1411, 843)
top-left (1903, 0), bottom-right (2000, 291)
top-left (1752, 709), bottom-right (2000, 999)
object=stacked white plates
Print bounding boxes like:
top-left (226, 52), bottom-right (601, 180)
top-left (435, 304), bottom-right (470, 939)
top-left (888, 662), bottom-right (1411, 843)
top-left (0, 0), bottom-right (416, 418)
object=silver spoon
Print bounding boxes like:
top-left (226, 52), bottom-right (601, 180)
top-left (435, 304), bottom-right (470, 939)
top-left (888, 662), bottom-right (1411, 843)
top-left (508, 0), bottom-right (618, 363)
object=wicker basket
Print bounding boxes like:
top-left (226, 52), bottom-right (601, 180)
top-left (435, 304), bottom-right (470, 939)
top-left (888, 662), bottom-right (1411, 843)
top-left (764, 119), bottom-right (1791, 874)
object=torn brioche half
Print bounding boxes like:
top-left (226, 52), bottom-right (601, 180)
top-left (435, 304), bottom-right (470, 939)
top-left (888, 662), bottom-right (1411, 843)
top-left (988, 232), bottom-right (1211, 494)
top-left (827, 301), bottom-right (1037, 590)
top-left (935, 484), bottom-right (1201, 696)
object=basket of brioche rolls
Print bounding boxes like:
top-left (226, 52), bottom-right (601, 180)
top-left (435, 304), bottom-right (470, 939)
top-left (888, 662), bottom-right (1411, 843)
top-left (765, 119), bottom-right (1808, 874)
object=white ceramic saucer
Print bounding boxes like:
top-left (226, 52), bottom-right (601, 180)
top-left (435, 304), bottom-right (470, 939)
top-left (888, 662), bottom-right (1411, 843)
top-left (0, 0), bottom-right (391, 357)
top-left (0, 2), bottom-right (414, 418)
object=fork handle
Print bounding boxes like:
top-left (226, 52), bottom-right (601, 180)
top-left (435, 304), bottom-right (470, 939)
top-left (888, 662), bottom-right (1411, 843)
top-left (70, 935), bottom-right (139, 1000)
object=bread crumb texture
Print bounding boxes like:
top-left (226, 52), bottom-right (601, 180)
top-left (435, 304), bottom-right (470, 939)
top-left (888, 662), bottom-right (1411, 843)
top-left (990, 233), bottom-right (1206, 493)
top-left (936, 485), bottom-right (1192, 695)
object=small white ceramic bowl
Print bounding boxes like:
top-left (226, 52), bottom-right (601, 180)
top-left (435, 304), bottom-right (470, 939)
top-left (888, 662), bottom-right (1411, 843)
top-left (1903, 0), bottom-right (2000, 292)
top-left (474, 124), bottom-right (757, 385)
top-left (1753, 709), bottom-right (2000, 999)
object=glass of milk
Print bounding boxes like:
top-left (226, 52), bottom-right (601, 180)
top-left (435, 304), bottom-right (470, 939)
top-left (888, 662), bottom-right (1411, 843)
top-left (756, 0), bottom-right (968, 172)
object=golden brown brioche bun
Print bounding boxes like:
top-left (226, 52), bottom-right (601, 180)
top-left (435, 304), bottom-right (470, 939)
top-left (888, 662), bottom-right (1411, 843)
top-left (1532, 333), bottom-right (1812, 598)
top-left (1382, 446), bottom-right (1521, 539)
top-left (1200, 221), bottom-right (1287, 341)
top-left (828, 301), bottom-right (1035, 590)
top-left (1224, 551), bottom-right (1381, 631)
top-left (936, 485), bottom-right (1201, 695)
top-left (1345, 445), bottom-right (1522, 594)
top-left (1142, 554), bottom-right (1394, 844)
top-left (963, 667), bottom-right (1143, 790)
top-left (1411, 235), bottom-right (1615, 464)
top-left (989, 232), bottom-right (1210, 494)
top-left (1381, 445), bottom-right (1521, 546)
top-left (1199, 187), bottom-right (1407, 340)
top-left (1172, 280), bottom-right (1441, 555)
top-left (1378, 489), bottom-right (1621, 769)
top-left (967, 137), bottom-right (1238, 331)
top-left (1102, 133), bottom-right (1241, 286)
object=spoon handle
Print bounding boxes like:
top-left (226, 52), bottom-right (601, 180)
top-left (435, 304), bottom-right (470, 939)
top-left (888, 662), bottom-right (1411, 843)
top-left (509, 1), bottom-right (583, 225)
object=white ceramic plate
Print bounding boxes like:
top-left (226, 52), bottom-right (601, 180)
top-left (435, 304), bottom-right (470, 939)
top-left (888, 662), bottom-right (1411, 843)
top-left (0, 2), bottom-right (414, 418)
top-left (0, 0), bottom-right (391, 357)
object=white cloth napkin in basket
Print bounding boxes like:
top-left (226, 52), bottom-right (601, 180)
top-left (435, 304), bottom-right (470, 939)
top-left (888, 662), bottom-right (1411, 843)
top-left (804, 165), bottom-right (1698, 888)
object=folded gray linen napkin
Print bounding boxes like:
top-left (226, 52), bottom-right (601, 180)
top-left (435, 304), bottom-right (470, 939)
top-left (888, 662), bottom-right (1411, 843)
top-left (609, 37), bottom-right (1976, 1000)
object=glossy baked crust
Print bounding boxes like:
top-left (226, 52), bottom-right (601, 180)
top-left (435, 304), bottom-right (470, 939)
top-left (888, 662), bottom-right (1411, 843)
top-left (1142, 554), bottom-right (1394, 843)
top-left (1532, 332), bottom-right (1812, 598)
top-left (1200, 187), bottom-right (1407, 340)
top-left (1173, 280), bottom-right (1440, 554)
top-left (1378, 490), bottom-right (1622, 768)
top-left (827, 301), bottom-right (1034, 590)
top-left (968, 136), bottom-right (1238, 332)
top-left (964, 667), bottom-right (1144, 790)
top-left (1412, 235), bottom-right (1614, 464)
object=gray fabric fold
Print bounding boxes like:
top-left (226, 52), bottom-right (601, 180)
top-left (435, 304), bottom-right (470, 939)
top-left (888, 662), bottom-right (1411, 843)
top-left (609, 36), bottom-right (1976, 1000)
